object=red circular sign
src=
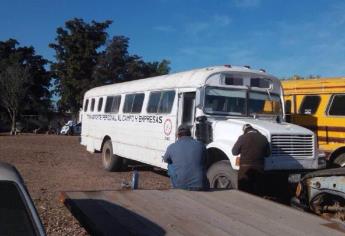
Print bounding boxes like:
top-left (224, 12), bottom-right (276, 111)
top-left (164, 119), bottom-right (172, 136)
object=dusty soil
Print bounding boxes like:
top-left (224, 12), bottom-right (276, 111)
top-left (0, 134), bottom-right (170, 235)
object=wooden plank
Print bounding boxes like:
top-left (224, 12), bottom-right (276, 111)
top-left (196, 190), bottom-right (335, 235)
top-left (61, 191), bottom-right (166, 236)
top-left (119, 190), bottom-right (267, 236)
top-left (105, 190), bottom-right (233, 236)
top-left (61, 190), bottom-right (345, 236)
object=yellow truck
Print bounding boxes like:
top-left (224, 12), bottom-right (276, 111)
top-left (282, 77), bottom-right (345, 166)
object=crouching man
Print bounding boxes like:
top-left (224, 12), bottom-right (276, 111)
top-left (163, 125), bottom-right (209, 191)
top-left (232, 124), bottom-right (270, 195)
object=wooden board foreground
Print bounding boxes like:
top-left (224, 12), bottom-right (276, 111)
top-left (60, 189), bottom-right (345, 236)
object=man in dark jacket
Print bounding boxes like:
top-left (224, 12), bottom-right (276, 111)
top-left (232, 124), bottom-right (270, 195)
top-left (163, 125), bottom-right (209, 190)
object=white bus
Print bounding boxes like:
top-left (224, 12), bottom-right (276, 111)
top-left (81, 65), bottom-right (324, 188)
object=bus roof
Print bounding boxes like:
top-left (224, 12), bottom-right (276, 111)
top-left (282, 77), bottom-right (345, 95)
top-left (85, 65), bottom-right (276, 97)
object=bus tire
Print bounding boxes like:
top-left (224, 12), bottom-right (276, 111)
top-left (102, 140), bottom-right (122, 171)
top-left (207, 160), bottom-right (238, 189)
top-left (333, 153), bottom-right (345, 167)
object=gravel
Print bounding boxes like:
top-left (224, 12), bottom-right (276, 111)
top-left (0, 134), bottom-right (170, 235)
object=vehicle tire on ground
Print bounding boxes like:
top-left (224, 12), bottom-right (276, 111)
top-left (102, 140), bottom-right (122, 171)
top-left (333, 153), bottom-right (345, 167)
top-left (207, 160), bottom-right (238, 189)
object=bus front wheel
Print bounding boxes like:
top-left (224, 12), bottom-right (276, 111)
top-left (333, 153), bottom-right (345, 167)
top-left (102, 140), bottom-right (122, 171)
top-left (207, 160), bottom-right (238, 189)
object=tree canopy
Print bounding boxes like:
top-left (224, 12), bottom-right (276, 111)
top-left (50, 18), bottom-right (170, 114)
top-left (0, 39), bottom-right (51, 133)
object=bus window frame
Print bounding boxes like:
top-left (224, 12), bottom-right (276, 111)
top-left (123, 93), bottom-right (145, 114)
top-left (298, 95), bottom-right (321, 115)
top-left (105, 95), bottom-right (122, 114)
top-left (90, 98), bottom-right (95, 112)
top-left (84, 99), bottom-right (89, 112)
top-left (97, 97), bottom-right (104, 112)
top-left (326, 93), bottom-right (345, 117)
top-left (146, 90), bottom-right (176, 114)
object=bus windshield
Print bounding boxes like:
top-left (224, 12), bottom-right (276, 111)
top-left (204, 87), bottom-right (282, 116)
top-left (248, 91), bottom-right (282, 116)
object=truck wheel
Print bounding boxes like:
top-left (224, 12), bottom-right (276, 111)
top-left (333, 153), bottom-right (345, 167)
top-left (102, 140), bottom-right (122, 171)
top-left (207, 160), bottom-right (238, 189)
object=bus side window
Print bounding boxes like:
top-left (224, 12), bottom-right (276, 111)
top-left (328, 94), bottom-right (345, 116)
top-left (84, 99), bottom-right (89, 112)
top-left (124, 94), bottom-right (145, 113)
top-left (105, 96), bottom-right (121, 113)
top-left (147, 91), bottom-right (175, 114)
top-left (147, 92), bottom-right (161, 113)
top-left (298, 95), bottom-right (320, 115)
top-left (90, 98), bottom-right (95, 112)
top-left (98, 97), bottom-right (103, 112)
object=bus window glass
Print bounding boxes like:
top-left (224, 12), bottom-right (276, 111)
top-left (132, 94), bottom-right (145, 113)
top-left (124, 94), bottom-right (144, 113)
top-left (123, 94), bottom-right (135, 113)
top-left (111, 96), bottom-right (121, 113)
top-left (224, 77), bottom-right (243, 86)
top-left (105, 97), bottom-right (114, 113)
top-left (248, 92), bottom-right (282, 115)
top-left (98, 97), bottom-right (103, 112)
top-left (90, 98), bottom-right (95, 112)
top-left (147, 92), bottom-right (161, 113)
top-left (182, 93), bottom-right (195, 124)
top-left (204, 87), bottom-right (246, 115)
top-left (105, 96), bottom-right (121, 113)
top-left (84, 99), bottom-right (89, 112)
top-left (328, 94), bottom-right (345, 116)
top-left (299, 95), bottom-right (320, 115)
top-left (159, 91), bottom-right (175, 113)
top-left (251, 78), bottom-right (271, 88)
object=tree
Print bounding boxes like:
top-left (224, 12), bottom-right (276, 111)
top-left (49, 18), bottom-right (112, 114)
top-left (0, 39), bottom-right (52, 133)
top-left (50, 19), bottom-right (171, 114)
top-left (93, 36), bottom-right (170, 84)
top-left (0, 63), bottom-right (29, 134)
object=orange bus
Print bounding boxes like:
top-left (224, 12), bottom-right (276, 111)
top-left (282, 77), bottom-right (345, 166)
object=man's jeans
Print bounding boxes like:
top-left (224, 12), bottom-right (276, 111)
top-left (168, 164), bottom-right (206, 191)
top-left (167, 164), bottom-right (177, 188)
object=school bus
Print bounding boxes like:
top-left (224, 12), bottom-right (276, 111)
top-left (282, 77), bottom-right (345, 166)
top-left (81, 65), bottom-right (323, 189)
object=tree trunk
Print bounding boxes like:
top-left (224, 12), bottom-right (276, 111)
top-left (11, 111), bottom-right (16, 135)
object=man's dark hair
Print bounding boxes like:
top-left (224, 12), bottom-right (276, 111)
top-left (242, 124), bottom-right (254, 134)
top-left (177, 125), bottom-right (191, 137)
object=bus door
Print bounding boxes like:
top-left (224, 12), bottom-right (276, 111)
top-left (178, 92), bottom-right (196, 136)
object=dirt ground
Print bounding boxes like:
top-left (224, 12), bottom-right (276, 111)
top-left (0, 134), bottom-right (171, 235)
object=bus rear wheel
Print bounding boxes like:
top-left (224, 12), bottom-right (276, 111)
top-left (102, 140), bottom-right (122, 171)
top-left (207, 160), bottom-right (238, 189)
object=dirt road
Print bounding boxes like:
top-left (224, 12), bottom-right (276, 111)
top-left (0, 134), bottom-right (170, 235)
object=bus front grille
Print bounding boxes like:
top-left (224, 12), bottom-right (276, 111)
top-left (271, 134), bottom-right (314, 159)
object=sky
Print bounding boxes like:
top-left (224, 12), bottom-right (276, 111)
top-left (1, 0), bottom-right (345, 78)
